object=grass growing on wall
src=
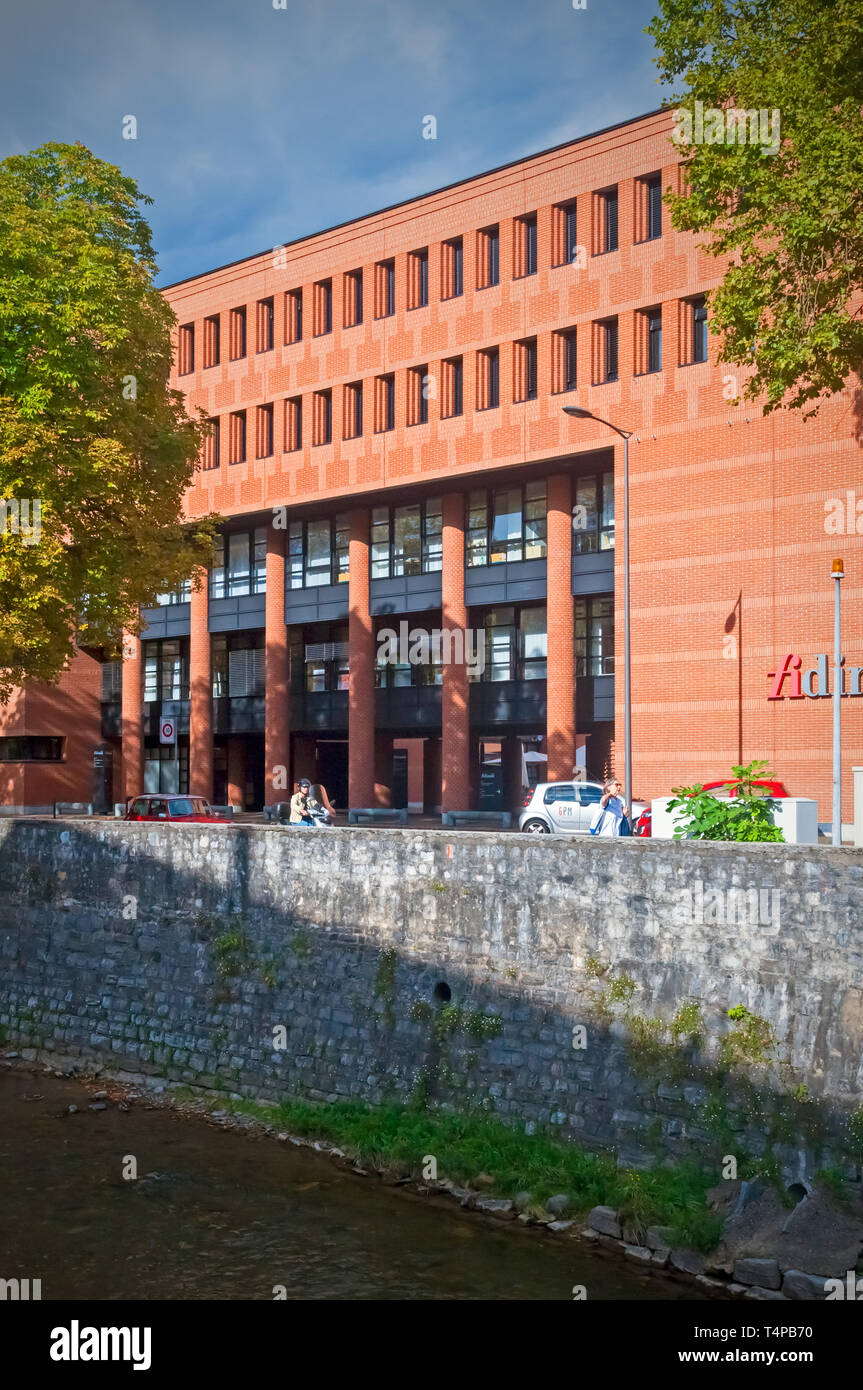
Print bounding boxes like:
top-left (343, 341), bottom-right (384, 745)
top-left (219, 1094), bottom-right (723, 1250)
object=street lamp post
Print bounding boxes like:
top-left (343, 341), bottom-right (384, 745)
top-left (563, 406), bottom-right (634, 818)
top-left (832, 557), bottom-right (845, 847)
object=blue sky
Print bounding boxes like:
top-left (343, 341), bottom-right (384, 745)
top-left (0, 0), bottom-right (666, 286)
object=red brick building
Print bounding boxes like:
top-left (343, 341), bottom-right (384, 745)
top-left (3, 108), bottom-right (861, 822)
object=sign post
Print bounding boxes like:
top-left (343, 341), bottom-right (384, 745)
top-left (832, 559), bottom-right (844, 846)
top-left (159, 717), bottom-right (176, 747)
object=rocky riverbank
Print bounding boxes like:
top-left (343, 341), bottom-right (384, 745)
top-left (6, 1045), bottom-right (859, 1300)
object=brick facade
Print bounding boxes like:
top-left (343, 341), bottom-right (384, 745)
top-left (2, 108), bottom-right (861, 819)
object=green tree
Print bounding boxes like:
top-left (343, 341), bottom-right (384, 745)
top-left (0, 142), bottom-right (215, 698)
top-left (647, 0), bottom-right (863, 415)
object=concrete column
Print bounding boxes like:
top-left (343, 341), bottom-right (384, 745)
top-left (441, 491), bottom-right (470, 812)
top-left (853, 767), bottom-right (863, 848)
top-left (189, 572), bottom-right (213, 800)
top-left (348, 508), bottom-right (375, 808)
top-left (265, 526), bottom-right (290, 805)
top-left (546, 473), bottom-right (576, 782)
top-left (120, 630), bottom-right (144, 803)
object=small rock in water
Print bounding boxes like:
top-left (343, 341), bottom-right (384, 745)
top-left (88, 1102), bottom-right (108, 1112)
top-left (91, 1090), bottom-right (108, 1100)
top-left (65, 1104), bottom-right (79, 1115)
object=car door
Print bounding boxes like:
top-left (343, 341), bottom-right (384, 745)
top-left (576, 782), bottom-right (604, 831)
top-left (543, 783), bottom-right (578, 832)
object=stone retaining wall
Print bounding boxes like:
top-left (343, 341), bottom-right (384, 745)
top-left (1, 819), bottom-right (862, 1176)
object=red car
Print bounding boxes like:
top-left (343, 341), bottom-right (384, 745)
top-left (125, 794), bottom-right (228, 824)
top-left (635, 779), bottom-right (789, 837)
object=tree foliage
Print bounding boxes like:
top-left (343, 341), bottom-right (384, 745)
top-left (0, 142), bottom-right (215, 697)
top-left (647, 0), bottom-right (863, 414)
top-left (668, 761), bottom-right (785, 841)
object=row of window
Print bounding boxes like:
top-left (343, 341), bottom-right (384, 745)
top-left (133, 595), bottom-right (614, 703)
top-left (0, 736), bottom-right (64, 762)
top-left (198, 300), bottom-right (706, 465)
top-left (162, 473), bottom-right (613, 603)
top-left (176, 176), bottom-right (667, 374)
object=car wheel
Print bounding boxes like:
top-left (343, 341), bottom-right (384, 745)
top-left (523, 819), bottom-right (551, 834)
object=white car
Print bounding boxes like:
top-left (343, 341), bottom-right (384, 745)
top-left (518, 781), bottom-right (647, 835)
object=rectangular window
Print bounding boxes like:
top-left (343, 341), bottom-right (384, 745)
top-left (409, 248), bottom-right (429, 308)
top-left (692, 296), bottom-right (708, 363)
top-left (575, 595), bottom-right (615, 676)
top-left (393, 504), bottom-right (422, 576)
top-left (143, 638), bottom-right (189, 702)
top-left (344, 381), bottom-right (363, 439)
top-left (573, 470), bottom-right (615, 553)
top-left (256, 403), bottom-right (274, 458)
top-left (520, 606), bottom-right (548, 680)
top-left (423, 497), bottom-right (442, 572)
top-left (555, 201), bottom-right (579, 265)
top-left (599, 187), bottom-right (619, 253)
top-left (515, 214), bottom-right (538, 276)
top-left (468, 483), bottom-right (547, 566)
top-left (203, 315), bottom-right (220, 368)
top-left (0, 736), bottom-right (64, 761)
top-left (408, 365), bottom-right (429, 425)
top-left (101, 661), bottom-right (122, 699)
top-left (344, 269), bottom-right (363, 327)
top-left (313, 390), bottom-right (332, 445)
top-left (515, 338), bottom-right (538, 401)
top-left (467, 489), bottom-right (488, 567)
top-left (375, 374), bottom-right (395, 432)
top-left (314, 279), bottom-right (332, 335)
top-left (288, 517), bottom-right (350, 589)
top-left (202, 416), bottom-right (220, 470)
top-left (256, 297), bottom-right (274, 353)
top-left (376, 259), bottom-right (395, 318)
top-left (229, 410), bottom-right (246, 464)
top-left (443, 357), bottom-right (463, 417)
top-left (154, 578), bottom-right (191, 607)
top-left (371, 506), bottom-right (390, 580)
top-left (229, 305), bottom-right (246, 359)
top-left (178, 323), bottom-right (194, 375)
top-left (595, 318), bottom-right (618, 383)
top-left (370, 500), bottom-right (443, 578)
top-left (442, 238), bottom-right (463, 299)
top-left (553, 328), bottom-right (577, 393)
top-left (477, 348), bottom-right (500, 410)
top-left (285, 288), bottom-right (303, 344)
top-left (212, 632), bottom-right (265, 699)
top-left (646, 174), bottom-right (662, 240)
top-left (478, 226), bottom-right (499, 288)
top-left (647, 308), bottom-right (662, 373)
top-left (284, 396), bottom-right (302, 452)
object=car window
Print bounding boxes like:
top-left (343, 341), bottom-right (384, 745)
top-left (150, 799), bottom-right (169, 819)
top-left (131, 798), bottom-right (148, 817)
top-left (544, 784), bottom-right (575, 804)
top-left (578, 785), bottom-right (603, 805)
top-left (169, 798), bottom-right (195, 817)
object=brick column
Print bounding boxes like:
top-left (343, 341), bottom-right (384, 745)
top-left (441, 491), bottom-right (470, 812)
top-left (348, 508), bottom-right (375, 808)
top-left (546, 473), bottom-right (575, 782)
top-left (265, 525), bottom-right (291, 805)
top-left (227, 737), bottom-right (246, 808)
top-left (188, 573), bottom-right (213, 800)
top-left (120, 630), bottom-right (144, 803)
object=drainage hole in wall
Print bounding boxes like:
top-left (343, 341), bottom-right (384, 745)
top-left (433, 982), bottom-right (452, 1003)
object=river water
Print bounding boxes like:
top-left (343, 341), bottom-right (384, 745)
top-left (0, 1067), bottom-right (702, 1301)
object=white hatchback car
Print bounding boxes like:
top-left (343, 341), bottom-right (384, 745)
top-left (518, 781), bottom-right (647, 835)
